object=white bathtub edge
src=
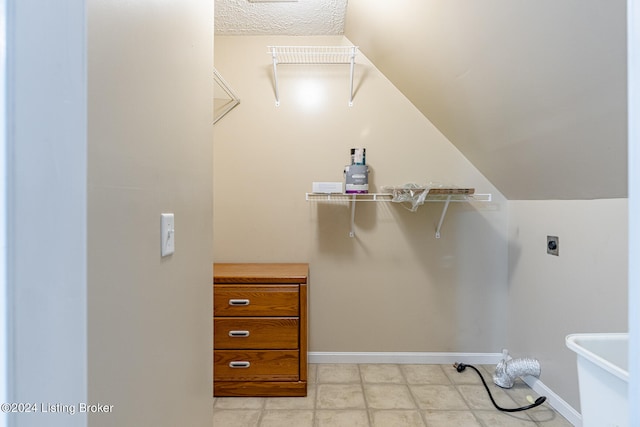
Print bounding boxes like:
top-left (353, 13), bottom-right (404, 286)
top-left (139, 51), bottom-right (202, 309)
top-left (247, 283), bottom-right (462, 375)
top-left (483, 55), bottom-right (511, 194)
top-left (566, 333), bottom-right (629, 382)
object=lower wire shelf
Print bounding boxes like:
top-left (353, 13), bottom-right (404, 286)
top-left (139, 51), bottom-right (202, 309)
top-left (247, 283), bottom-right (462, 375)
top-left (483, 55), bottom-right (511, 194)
top-left (305, 191), bottom-right (492, 238)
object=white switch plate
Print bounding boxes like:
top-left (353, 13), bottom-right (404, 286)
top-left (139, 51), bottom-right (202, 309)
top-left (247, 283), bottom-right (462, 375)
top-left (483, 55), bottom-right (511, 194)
top-left (161, 213), bottom-right (175, 256)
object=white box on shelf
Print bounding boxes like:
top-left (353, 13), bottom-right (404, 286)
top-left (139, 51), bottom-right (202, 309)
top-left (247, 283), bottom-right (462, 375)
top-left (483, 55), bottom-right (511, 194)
top-left (312, 182), bottom-right (343, 194)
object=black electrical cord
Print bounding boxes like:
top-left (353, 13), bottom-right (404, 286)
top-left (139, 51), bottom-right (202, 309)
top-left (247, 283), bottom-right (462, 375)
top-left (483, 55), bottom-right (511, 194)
top-left (453, 362), bottom-right (547, 412)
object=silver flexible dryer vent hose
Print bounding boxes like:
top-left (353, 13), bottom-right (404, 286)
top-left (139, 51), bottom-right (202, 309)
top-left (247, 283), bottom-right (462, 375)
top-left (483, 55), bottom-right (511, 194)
top-left (493, 357), bottom-right (541, 389)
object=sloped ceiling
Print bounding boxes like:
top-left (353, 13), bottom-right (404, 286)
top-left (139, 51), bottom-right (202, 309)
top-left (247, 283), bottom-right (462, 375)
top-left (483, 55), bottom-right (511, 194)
top-left (214, 0), bottom-right (628, 200)
top-left (344, 0), bottom-right (627, 200)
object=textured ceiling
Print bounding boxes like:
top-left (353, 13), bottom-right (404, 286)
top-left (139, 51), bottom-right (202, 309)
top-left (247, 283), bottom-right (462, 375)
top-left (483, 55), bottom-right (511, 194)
top-left (214, 0), bottom-right (347, 35)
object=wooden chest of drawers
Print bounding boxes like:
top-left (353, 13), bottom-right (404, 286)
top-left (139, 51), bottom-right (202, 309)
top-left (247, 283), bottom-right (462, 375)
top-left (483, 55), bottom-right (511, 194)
top-left (213, 263), bottom-right (308, 397)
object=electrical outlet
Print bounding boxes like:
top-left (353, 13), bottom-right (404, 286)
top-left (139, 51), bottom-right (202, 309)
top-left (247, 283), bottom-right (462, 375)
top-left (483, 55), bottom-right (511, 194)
top-left (547, 236), bottom-right (559, 256)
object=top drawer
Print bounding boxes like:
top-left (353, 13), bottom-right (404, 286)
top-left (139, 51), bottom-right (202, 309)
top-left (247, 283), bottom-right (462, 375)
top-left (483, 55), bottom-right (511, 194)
top-left (214, 284), bottom-right (299, 317)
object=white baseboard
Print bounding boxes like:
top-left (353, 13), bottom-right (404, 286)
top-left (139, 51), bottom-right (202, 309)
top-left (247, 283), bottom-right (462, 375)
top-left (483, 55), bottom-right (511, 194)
top-left (308, 351), bottom-right (582, 427)
top-left (523, 376), bottom-right (582, 427)
top-left (308, 351), bottom-right (503, 365)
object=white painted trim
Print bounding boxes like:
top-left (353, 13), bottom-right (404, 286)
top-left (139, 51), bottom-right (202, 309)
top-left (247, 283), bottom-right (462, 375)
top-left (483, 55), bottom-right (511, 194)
top-left (309, 351), bottom-right (504, 365)
top-left (8, 1), bottom-right (88, 425)
top-left (523, 376), bottom-right (581, 427)
top-left (1, 0), bottom-right (8, 425)
top-left (628, 1), bottom-right (640, 425)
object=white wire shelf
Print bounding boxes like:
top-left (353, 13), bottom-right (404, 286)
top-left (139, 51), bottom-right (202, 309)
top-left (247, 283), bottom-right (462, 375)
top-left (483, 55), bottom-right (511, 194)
top-left (213, 68), bottom-right (240, 125)
top-left (268, 45), bottom-right (359, 106)
top-left (305, 191), bottom-right (492, 238)
top-left (305, 192), bottom-right (491, 202)
top-left (269, 46), bottom-right (358, 64)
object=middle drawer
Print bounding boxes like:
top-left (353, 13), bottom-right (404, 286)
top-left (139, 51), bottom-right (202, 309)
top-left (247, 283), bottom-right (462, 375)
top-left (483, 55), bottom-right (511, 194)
top-left (214, 317), bottom-right (299, 349)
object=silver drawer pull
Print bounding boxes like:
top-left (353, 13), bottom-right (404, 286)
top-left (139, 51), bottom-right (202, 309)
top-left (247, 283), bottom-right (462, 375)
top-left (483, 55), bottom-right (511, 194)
top-left (229, 361), bottom-right (251, 369)
top-left (229, 299), bottom-right (250, 306)
top-left (228, 330), bottom-right (250, 338)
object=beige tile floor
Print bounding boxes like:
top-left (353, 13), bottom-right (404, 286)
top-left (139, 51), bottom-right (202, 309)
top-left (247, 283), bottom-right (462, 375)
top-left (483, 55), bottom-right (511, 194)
top-left (213, 363), bottom-right (574, 427)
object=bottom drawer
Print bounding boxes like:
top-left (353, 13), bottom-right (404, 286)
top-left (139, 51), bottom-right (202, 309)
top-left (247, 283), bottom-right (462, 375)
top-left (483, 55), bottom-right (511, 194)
top-left (214, 350), bottom-right (299, 381)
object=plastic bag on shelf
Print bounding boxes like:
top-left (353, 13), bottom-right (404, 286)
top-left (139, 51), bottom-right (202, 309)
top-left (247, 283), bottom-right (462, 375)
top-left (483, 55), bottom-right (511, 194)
top-left (381, 182), bottom-right (452, 212)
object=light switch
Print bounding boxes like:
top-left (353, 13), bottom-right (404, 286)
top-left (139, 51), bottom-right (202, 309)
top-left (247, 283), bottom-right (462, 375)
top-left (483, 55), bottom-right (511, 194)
top-left (161, 213), bottom-right (175, 256)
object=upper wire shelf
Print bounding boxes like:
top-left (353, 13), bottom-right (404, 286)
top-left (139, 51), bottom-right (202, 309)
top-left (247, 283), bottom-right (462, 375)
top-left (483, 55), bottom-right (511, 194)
top-left (268, 46), bottom-right (358, 64)
top-left (268, 45), bottom-right (359, 106)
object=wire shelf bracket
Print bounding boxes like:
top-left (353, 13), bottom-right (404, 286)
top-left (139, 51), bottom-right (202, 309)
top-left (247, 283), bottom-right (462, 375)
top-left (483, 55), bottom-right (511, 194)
top-left (268, 45), bottom-right (359, 107)
top-left (305, 191), bottom-right (492, 238)
top-left (213, 68), bottom-right (240, 124)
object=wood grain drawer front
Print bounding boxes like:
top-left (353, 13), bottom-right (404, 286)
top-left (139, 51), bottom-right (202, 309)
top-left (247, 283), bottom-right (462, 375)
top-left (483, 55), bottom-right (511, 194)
top-left (214, 284), bottom-right (299, 317)
top-left (214, 317), bottom-right (299, 349)
top-left (214, 350), bottom-right (300, 381)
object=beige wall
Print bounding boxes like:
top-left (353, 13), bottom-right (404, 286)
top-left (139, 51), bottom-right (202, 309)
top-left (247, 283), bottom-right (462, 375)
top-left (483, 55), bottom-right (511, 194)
top-left (507, 199), bottom-right (628, 411)
top-left (87, 1), bottom-right (213, 425)
top-left (214, 35), bottom-right (508, 353)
